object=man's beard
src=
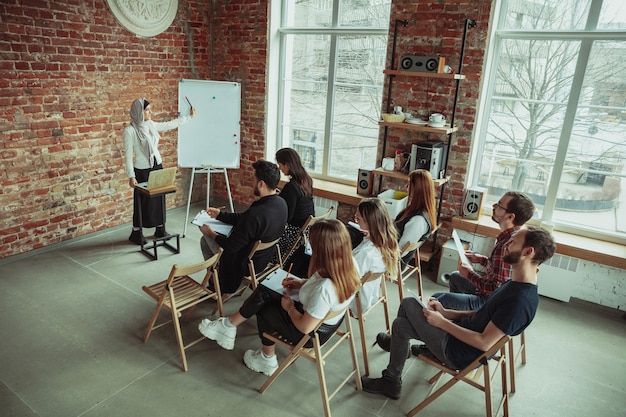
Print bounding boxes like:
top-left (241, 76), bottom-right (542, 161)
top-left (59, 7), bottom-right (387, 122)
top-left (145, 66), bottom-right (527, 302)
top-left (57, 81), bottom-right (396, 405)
top-left (503, 249), bottom-right (521, 264)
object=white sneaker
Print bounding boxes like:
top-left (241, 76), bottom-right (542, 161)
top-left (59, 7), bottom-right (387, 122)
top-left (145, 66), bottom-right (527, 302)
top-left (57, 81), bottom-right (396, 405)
top-left (243, 349), bottom-right (278, 376)
top-left (198, 317), bottom-right (236, 350)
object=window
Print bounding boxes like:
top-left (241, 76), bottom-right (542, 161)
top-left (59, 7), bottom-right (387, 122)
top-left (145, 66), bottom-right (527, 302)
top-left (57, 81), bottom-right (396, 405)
top-left (270, 0), bottom-right (391, 182)
top-left (470, 0), bottom-right (626, 242)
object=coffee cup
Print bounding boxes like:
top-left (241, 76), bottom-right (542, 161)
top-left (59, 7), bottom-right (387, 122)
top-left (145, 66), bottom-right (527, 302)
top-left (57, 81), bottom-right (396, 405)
top-left (429, 113), bottom-right (445, 124)
top-left (394, 105), bottom-right (403, 115)
top-left (403, 112), bottom-right (413, 120)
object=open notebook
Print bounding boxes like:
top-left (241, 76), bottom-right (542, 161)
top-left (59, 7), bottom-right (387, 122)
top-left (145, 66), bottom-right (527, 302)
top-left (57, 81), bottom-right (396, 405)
top-left (136, 167), bottom-right (177, 193)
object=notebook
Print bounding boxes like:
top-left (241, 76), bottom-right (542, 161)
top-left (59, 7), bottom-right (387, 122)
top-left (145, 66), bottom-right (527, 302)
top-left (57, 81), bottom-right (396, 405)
top-left (136, 167), bottom-right (177, 192)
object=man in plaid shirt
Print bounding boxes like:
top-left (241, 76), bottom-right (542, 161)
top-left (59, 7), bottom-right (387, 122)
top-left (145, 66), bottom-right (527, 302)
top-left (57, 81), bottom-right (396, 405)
top-left (435, 191), bottom-right (536, 311)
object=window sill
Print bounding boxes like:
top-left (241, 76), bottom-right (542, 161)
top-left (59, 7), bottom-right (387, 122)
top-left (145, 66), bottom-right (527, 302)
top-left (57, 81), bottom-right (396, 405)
top-left (279, 177), bottom-right (362, 206)
top-left (451, 216), bottom-right (626, 270)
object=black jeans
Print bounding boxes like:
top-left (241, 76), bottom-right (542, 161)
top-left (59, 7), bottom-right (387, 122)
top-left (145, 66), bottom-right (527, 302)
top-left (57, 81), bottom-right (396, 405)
top-left (239, 285), bottom-right (341, 347)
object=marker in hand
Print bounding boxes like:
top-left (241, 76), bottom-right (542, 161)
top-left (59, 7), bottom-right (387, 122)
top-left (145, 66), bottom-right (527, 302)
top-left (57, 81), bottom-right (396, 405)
top-left (185, 96), bottom-right (193, 107)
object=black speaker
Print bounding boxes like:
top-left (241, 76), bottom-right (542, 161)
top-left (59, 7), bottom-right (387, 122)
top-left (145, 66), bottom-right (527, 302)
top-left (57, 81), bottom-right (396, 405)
top-left (357, 169), bottom-right (373, 196)
top-left (400, 56), bottom-right (446, 73)
top-left (462, 188), bottom-right (486, 220)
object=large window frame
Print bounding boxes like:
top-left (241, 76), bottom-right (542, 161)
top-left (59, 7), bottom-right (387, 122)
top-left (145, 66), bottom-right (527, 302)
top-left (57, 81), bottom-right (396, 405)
top-left (267, 0), bottom-right (391, 184)
top-left (469, 0), bottom-right (626, 244)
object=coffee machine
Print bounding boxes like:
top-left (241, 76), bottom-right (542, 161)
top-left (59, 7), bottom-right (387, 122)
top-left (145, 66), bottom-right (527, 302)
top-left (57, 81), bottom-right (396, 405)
top-left (409, 141), bottom-right (447, 179)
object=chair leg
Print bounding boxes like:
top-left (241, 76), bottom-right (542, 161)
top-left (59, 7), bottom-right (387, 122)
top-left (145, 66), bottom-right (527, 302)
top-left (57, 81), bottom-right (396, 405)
top-left (357, 312), bottom-right (370, 376)
top-left (171, 305), bottom-right (189, 372)
top-left (143, 300), bottom-right (165, 342)
top-left (508, 337), bottom-right (516, 393)
top-left (416, 268), bottom-right (423, 300)
top-left (314, 338), bottom-right (332, 417)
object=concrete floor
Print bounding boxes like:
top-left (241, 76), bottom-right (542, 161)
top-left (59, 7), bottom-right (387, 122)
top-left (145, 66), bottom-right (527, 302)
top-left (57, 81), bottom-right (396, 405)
top-left (1, 201), bottom-right (624, 417)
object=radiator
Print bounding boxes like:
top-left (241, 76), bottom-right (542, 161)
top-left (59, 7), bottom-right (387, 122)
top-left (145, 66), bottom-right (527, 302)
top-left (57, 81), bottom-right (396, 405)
top-left (537, 253), bottom-right (579, 302)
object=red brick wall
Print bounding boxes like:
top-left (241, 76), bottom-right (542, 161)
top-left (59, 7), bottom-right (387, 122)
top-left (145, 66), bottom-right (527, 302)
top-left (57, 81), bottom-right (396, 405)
top-left (0, 0), bottom-right (491, 259)
top-left (0, 0), bottom-right (269, 258)
top-left (383, 0), bottom-right (492, 246)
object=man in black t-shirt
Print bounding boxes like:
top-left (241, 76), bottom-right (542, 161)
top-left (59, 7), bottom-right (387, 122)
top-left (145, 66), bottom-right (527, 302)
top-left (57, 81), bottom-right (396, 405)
top-left (361, 226), bottom-right (556, 400)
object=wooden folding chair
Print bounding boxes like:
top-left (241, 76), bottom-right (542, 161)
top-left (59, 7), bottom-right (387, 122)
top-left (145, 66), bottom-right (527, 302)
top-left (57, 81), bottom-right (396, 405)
top-left (216, 238), bottom-right (283, 311)
top-left (141, 249), bottom-right (223, 371)
top-left (408, 335), bottom-right (511, 417)
top-left (353, 271), bottom-right (390, 376)
top-left (395, 240), bottom-right (425, 301)
top-left (282, 205), bottom-right (335, 266)
top-left (508, 330), bottom-right (526, 393)
top-left (258, 308), bottom-right (362, 417)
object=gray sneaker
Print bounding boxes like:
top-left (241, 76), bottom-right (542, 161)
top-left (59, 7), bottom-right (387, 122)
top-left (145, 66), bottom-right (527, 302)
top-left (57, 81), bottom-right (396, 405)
top-left (243, 349), bottom-right (278, 376)
top-left (198, 317), bottom-right (236, 350)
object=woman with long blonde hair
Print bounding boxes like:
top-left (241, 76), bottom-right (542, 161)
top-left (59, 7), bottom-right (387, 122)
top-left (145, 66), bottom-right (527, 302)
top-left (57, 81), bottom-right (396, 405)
top-left (198, 219), bottom-right (360, 377)
top-left (349, 198), bottom-right (399, 315)
top-left (395, 169), bottom-right (437, 253)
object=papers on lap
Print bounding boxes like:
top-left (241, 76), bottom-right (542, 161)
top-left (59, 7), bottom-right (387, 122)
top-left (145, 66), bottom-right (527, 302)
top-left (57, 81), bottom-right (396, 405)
top-left (452, 230), bottom-right (471, 266)
top-left (405, 288), bottom-right (428, 309)
top-left (192, 210), bottom-right (233, 236)
top-left (260, 268), bottom-right (301, 302)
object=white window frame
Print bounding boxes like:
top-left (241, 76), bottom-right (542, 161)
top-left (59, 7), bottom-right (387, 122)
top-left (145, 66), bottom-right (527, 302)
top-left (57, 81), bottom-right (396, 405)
top-left (469, 0), bottom-right (626, 244)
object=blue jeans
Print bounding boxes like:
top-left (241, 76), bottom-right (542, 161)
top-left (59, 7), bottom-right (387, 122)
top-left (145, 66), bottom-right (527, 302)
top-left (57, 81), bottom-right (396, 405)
top-left (431, 291), bottom-right (487, 311)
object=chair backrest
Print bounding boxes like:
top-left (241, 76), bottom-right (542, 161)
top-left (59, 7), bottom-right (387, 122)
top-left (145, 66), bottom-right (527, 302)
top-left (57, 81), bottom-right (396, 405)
top-left (283, 205), bottom-right (335, 263)
top-left (169, 249), bottom-right (223, 285)
top-left (360, 270), bottom-right (384, 285)
top-left (246, 237), bottom-right (282, 288)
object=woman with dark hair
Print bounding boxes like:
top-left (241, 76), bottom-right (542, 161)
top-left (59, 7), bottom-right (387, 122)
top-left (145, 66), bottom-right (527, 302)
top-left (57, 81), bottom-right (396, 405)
top-left (275, 147), bottom-right (315, 261)
top-left (123, 97), bottom-right (195, 244)
top-left (395, 169), bottom-right (437, 256)
top-left (198, 219), bottom-right (361, 377)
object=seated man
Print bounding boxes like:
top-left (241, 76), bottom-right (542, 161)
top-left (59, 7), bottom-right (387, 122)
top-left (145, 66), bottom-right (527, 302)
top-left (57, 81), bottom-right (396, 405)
top-left (436, 191), bottom-right (535, 311)
top-left (199, 160), bottom-right (288, 293)
top-left (361, 226), bottom-right (555, 400)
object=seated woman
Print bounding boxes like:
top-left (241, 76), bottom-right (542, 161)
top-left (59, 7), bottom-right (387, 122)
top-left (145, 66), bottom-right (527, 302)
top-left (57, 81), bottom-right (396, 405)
top-left (198, 219), bottom-right (361, 377)
top-left (349, 198), bottom-right (399, 315)
top-left (275, 148), bottom-right (315, 263)
top-left (395, 169), bottom-right (437, 262)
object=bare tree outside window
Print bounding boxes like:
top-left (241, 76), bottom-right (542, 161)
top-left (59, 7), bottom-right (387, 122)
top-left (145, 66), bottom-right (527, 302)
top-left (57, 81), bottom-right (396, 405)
top-left (474, 0), bottom-right (626, 240)
top-left (277, 0), bottom-right (391, 182)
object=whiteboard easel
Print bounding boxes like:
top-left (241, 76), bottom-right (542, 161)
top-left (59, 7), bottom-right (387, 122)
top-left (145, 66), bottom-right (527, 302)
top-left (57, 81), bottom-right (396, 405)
top-left (182, 167), bottom-right (234, 237)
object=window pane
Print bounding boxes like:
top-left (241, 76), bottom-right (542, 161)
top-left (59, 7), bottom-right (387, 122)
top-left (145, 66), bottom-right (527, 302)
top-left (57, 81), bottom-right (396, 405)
top-left (284, 0), bottom-right (332, 28)
top-left (598, 0), bottom-right (626, 29)
top-left (283, 34), bottom-right (329, 175)
top-left (478, 39), bottom-right (579, 214)
top-left (552, 41), bottom-right (626, 235)
top-left (339, 0), bottom-right (391, 27)
top-left (501, 0), bottom-right (590, 30)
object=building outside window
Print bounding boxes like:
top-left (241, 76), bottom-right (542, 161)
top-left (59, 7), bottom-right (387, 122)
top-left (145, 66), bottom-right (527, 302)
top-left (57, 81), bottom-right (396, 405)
top-left (470, 0), bottom-right (626, 242)
top-left (272, 0), bottom-right (391, 183)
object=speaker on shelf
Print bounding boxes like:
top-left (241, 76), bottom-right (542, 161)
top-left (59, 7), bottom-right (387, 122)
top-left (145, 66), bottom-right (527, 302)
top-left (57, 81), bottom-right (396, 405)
top-left (462, 187), bottom-right (486, 220)
top-left (400, 56), bottom-right (446, 73)
top-left (357, 169), bottom-right (373, 196)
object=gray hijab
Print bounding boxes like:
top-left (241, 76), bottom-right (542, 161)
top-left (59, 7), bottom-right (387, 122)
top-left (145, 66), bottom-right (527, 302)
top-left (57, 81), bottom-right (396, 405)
top-left (129, 98), bottom-right (159, 164)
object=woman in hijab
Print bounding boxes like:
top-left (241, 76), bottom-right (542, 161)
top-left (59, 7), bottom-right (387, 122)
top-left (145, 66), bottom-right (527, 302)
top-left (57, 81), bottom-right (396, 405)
top-left (123, 98), bottom-right (195, 244)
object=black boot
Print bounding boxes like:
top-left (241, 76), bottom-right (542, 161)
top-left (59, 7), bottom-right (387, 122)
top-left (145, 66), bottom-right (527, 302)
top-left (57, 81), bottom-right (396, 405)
top-left (128, 230), bottom-right (146, 245)
top-left (411, 343), bottom-right (435, 359)
top-left (375, 332), bottom-right (411, 358)
top-left (361, 370), bottom-right (402, 400)
top-left (155, 225), bottom-right (168, 238)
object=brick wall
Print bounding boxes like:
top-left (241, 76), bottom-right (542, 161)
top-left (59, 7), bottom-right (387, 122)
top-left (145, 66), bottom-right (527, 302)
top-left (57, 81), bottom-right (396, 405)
top-left (0, 0), bottom-right (269, 258)
top-left (0, 0), bottom-right (491, 259)
top-left (382, 0), bottom-right (492, 247)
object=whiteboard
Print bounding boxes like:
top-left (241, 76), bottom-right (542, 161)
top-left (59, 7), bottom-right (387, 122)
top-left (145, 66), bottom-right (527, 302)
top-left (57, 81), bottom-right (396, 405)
top-left (177, 79), bottom-right (241, 168)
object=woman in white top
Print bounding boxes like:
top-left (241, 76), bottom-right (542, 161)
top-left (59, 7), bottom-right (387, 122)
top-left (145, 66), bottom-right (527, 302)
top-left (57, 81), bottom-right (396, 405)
top-left (350, 198), bottom-right (399, 315)
top-left (198, 219), bottom-right (361, 377)
top-left (395, 169), bottom-right (437, 261)
top-left (123, 98), bottom-right (195, 244)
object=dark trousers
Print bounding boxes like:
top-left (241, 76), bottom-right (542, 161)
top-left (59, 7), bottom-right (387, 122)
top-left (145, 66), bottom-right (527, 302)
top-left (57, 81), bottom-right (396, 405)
top-left (239, 285), bottom-right (341, 347)
top-left (132, 163), bottom-right (164, 228)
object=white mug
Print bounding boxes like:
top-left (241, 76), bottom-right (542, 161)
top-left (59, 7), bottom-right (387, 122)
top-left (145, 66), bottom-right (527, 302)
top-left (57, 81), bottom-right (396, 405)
top-left (394, 105), bottom-right (403, 115)
top-left (404, 112), bottom-right (413, 120)
top-left (429, 113), bottom-right (445, 123)
top-left (382, 157), bottom-right (395, 171)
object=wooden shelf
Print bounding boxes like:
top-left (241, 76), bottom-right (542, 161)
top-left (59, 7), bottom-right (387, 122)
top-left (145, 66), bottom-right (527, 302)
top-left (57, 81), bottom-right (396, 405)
top-left (379, 121), bottom-right (458, 134)
top-left (372, 167), bottom-right (449, 186)
top-left (384, 69), bottom-right (466, 80)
